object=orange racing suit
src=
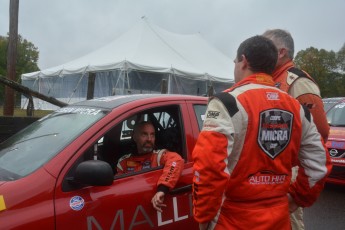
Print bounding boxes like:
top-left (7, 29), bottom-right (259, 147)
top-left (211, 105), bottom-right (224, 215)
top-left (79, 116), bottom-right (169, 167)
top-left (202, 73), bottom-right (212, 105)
top-left (117, 149), bottom-right (184, 193)
top-left (273, 61), bottom-right (330, 230)
top-left (192, 74), bottom-right (332, 230)
top-left (273, 60), bottom-right (329, 141)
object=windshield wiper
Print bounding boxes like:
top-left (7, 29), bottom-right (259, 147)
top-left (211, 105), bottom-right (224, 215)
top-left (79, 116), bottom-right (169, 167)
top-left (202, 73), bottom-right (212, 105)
top-left (0, 167), bottom-right (21, 181)
top-left (15, 133), bottom-right (59, 145)
top-left (329, 124), bottom-right (345, 127)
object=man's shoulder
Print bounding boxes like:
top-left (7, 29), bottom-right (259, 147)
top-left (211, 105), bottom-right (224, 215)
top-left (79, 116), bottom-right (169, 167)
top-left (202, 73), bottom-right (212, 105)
top-left (153, 149), bottom-right (182, 160)
top-left (286, 67), bottom-right (320, 96)
top-left (286, 67), bottom-right (316, 85)
top-left (153, 149), bottom-right (167, 154)
top-left (153, 149), bottom-right (177, 157)
top-left (154, 149), bottom-right (181, 155)
top-left (118, 153), bottom-right (132, 163)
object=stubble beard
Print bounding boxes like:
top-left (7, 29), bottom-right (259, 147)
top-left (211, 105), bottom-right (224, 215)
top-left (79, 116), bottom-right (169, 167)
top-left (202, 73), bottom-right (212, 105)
top-left (140, 141), bottom-right (154, 154)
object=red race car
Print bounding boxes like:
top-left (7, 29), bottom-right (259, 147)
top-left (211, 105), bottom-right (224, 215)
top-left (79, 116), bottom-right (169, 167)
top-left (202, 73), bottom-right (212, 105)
top-left (0, 94), bottom-right (207, 229)
top-left (325, 100), bottom-right (345, 185)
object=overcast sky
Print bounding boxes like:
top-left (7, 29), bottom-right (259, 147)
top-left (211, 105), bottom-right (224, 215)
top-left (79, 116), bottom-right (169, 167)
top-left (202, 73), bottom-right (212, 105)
top-left (1, 0), bottom-right (344, 72)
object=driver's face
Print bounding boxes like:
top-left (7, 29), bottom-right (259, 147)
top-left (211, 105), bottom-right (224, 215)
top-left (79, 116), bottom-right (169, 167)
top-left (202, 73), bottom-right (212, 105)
top-left (133, 124), bottom-right (155, 154)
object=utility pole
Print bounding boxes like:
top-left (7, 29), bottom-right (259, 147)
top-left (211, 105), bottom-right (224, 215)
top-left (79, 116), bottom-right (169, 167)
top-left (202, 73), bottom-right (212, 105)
top-left (4, 0), bottom-right (19, 116)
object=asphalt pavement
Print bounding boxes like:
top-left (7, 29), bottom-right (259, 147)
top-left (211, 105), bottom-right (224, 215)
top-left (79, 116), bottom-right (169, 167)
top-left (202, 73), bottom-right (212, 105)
top-left (304, 183), bottom-right (345, 230)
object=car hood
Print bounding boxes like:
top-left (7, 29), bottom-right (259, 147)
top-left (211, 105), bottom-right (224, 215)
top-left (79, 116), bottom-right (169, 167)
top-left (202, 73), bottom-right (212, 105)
top-left (328, 127), bottom-right (345, 141)
top-left (0, 181), bottom-right (6, 187)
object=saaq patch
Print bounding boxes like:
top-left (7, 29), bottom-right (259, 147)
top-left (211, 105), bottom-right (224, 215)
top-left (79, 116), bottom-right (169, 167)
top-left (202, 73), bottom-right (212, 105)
top-left (258, 109), bottom-right (293, 159)
top-left (70, 196), bottom-right (85, 211)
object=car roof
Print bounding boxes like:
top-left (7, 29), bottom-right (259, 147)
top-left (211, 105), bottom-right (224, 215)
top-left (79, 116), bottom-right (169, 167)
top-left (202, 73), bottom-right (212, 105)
top-left (69, 94), bottom-right (208, 110)
top-left (322, 97), bottom-right (345, 102)
top-left (323, 97), bottom-right (345, 112)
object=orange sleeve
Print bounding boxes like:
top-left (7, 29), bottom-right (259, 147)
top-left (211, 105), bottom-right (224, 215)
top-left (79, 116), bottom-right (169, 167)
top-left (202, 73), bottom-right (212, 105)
top-left (157, 151), bottom-right (184, 190)
top-left (192, 131), bottom-right (229, 223)
top-left (296, 94), bottom-right (329, 141)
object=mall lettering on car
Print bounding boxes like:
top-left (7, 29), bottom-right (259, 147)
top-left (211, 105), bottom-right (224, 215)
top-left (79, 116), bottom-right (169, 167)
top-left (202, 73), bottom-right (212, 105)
top-left (86, 195), bottom-right (192, 230)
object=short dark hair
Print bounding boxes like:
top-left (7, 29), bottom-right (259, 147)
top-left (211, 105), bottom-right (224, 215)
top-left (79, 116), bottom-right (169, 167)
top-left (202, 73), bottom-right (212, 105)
top-left (133, 121), bottom-right (154, 135)
top-left (236, 35), bottom-right (278, 74)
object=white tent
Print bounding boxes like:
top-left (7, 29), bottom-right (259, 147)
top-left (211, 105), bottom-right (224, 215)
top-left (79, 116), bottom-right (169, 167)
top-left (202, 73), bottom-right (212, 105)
top-left (21, 18), bottom-right (234, 110)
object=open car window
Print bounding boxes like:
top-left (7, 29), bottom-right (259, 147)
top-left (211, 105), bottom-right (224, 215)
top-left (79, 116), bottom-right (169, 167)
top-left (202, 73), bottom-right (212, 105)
top-left (101, 105), bottom-right (184, 176)
top-left (62, 105), bottom-right (185, 191)
top-left (327, 102), bottom-right (345, 127)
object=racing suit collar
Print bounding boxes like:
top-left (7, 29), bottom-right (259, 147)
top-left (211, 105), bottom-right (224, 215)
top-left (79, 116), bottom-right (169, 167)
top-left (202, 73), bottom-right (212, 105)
top-left (272, 61), bottom-right (294, 80)
top-left (230, 73), bottom-right (275, 90)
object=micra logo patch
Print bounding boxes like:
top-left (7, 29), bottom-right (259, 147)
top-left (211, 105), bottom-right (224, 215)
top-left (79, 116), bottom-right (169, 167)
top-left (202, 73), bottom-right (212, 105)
top-left (258, 109), bottom-right (293, 159)
top-left (207, 110), bottom-right (220, 119)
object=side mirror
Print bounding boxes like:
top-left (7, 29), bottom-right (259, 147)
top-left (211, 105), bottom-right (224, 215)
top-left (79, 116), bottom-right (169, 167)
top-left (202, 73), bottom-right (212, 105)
top-left (74, 160), bottom-right (113, 186)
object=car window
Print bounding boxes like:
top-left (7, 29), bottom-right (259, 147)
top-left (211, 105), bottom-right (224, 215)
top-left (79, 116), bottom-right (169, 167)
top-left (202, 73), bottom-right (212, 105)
top-left (62, 105), bottom-right (185, 191)
top-left (107, 105), bottom-right (184, 173)
top-left (193, 104), bottom-right (207, 131)
top-left (327, 102), bottom-right (345, 127)
top-left (323, 98), bottom-right (345, 112)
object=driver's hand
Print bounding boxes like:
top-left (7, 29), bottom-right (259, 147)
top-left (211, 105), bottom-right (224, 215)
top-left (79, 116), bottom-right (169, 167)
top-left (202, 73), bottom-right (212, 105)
top-left (151, 191), bottom-right (167, 212)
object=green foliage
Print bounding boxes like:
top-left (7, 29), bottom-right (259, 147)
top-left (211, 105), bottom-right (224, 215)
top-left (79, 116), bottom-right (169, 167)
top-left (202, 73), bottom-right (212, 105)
top-left (294, 46), bottom-right (345, 98)
top-left (0, 34), bottom-right (40, 105)
top-left (337, 43), bottom-right (345, 72)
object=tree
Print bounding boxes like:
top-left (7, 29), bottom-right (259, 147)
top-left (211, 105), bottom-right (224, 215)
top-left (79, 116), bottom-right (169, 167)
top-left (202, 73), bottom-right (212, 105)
top-left (0, 34), bottom-right (40, 105)
top-left (294, 46), bottom-right (345, 98)
top-left (337, 43), bottom-right (345, 72)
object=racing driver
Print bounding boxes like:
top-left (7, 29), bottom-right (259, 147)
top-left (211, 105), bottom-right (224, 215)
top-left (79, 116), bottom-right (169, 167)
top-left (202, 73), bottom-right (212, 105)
top-left (192, 35), bottom-right (332, 230)
top-left (117, 121), bottom-right (184, 212)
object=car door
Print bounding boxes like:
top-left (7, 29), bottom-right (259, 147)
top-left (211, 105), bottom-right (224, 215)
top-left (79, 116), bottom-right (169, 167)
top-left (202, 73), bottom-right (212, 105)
top-left (54, 101), bottom-right (198, 230)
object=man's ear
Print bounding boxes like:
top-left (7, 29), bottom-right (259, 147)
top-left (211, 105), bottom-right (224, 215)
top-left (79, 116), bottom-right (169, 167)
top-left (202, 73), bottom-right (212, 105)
top-left (278, 48), bottom-right (288, 59)
top-left (241, 55), bottom-right (248, 70)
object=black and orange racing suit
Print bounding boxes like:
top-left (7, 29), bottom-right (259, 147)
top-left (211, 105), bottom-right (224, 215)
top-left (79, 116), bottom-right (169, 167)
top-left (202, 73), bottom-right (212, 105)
top-left (117, 149), bottom-right (184, 193)
top-left (192, 74), bottom-right (332, 230)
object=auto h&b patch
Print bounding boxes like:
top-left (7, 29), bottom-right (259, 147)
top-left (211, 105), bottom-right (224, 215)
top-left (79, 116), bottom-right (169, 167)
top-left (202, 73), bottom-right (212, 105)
top-left (258, 109), bottom-right (293, 159)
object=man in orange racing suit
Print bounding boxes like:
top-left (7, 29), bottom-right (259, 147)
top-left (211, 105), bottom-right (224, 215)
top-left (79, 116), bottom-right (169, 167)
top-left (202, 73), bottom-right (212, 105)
top-left (192, 36), bottom-right (332, 230)
top-left (117, 121), bottom-right (184, 212)
top-left (263, 29), bottom-right (330, 230)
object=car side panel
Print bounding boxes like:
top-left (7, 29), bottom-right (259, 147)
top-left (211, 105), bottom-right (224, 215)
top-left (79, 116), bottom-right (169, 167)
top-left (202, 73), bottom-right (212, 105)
top-left (54, 100), bottom-right (199, 229)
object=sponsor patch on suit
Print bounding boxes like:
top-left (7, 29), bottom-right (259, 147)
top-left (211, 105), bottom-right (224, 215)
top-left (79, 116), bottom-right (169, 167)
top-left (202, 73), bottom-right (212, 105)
top-left (258, 109), bottom-right (293, 159)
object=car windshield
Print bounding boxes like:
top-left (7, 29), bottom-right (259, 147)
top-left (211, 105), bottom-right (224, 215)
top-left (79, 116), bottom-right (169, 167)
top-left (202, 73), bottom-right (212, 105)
top-left (0, 107), bottom-right (109, 181)
top-left (326, 102), bottom-right (345, 127)
top-left (323, 97), bottom-right (345, 112)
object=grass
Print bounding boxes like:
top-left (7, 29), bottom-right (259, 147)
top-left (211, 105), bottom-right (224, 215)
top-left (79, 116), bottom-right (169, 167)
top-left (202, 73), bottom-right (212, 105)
top-left (0, 106), bottom-right (53, 117)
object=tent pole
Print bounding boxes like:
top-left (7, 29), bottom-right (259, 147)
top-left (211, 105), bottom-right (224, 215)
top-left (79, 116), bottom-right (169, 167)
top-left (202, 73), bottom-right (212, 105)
top-left (161, 79), bottom-right (167, 94)
top-left (87, 72), bottom-right (96, 100)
